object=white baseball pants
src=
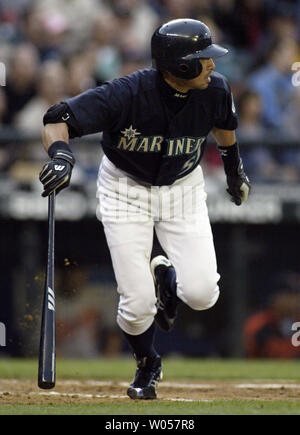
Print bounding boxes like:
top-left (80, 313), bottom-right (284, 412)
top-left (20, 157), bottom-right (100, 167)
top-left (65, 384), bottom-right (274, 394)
top-left (97, 156), bottom-right (220, 335)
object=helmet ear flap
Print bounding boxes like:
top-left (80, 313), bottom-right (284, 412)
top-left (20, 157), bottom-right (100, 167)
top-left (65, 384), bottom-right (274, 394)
top-left (178, 63), bottom-right (189, 73)
top-left (174, 58), bottom-right (202, 79)
top-left (179, 58), bottom-right (203, 79)
top-left (196, 59), bottom-right (202, 75)
top-left (153, 56), bottom-right (203, 80)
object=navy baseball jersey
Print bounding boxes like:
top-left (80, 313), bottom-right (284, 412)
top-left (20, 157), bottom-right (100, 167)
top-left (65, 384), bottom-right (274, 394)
top-left (65, 68), bottom-right (237, 185)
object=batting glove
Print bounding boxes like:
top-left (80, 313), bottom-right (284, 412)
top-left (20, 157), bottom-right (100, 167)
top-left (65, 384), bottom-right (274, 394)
top-left (39, 148), bottom-right (75, 197)
top-left (226, 160), bottom-right (251, 206)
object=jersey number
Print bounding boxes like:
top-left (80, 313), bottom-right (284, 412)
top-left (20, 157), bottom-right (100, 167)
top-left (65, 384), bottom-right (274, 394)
top-left (177, 138), bottom-right (205, 177)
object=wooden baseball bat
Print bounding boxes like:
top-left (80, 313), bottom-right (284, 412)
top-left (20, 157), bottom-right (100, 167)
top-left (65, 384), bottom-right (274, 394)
top-left (38, 192), bottom-right (56, 389)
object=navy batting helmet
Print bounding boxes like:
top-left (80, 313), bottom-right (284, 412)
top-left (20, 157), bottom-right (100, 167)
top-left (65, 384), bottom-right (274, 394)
top-left (151, 19), bottom-right (228, 80)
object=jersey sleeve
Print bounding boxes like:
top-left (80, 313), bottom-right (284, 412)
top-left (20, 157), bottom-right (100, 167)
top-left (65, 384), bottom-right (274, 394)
top-left (214, 83), bottom-right (238, 130)
top-left (64, 80), bottom-right (128, 137)
top-left (43, 102), bottom-right (82, 139)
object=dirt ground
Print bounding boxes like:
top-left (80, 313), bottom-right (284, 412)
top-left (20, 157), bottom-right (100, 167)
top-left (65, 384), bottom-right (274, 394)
top-left (0, 379), bottom-right (299, 405)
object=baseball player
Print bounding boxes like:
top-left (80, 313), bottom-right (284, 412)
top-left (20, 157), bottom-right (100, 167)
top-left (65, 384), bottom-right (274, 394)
top-left (39, 19), bottom-right (250, 400)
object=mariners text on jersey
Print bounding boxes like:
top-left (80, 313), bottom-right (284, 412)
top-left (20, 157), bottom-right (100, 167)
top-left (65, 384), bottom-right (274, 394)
top-left (117, 128), bottom-right (206, 158)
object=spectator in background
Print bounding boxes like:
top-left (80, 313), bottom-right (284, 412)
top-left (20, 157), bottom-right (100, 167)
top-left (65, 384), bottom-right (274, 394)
top-left (298, 0), bottom-right (300, 42)
top-left (266, 9), bottom-right (298, 42)
top-left (120, 53), bottom-right (150, 77)
top-left (0, 87), bottom-right (7, 126)
top-left (236, 89), bottom-right (266, 142)
top-left (276, 84), bottom-right (300, 180)
top-left (244, 273), bottom-right (300, 359)
top-left (212, 0), bottom-right (267, 50)
top-left (65, 50), bottom-right (97, 97)
top-left (0, 88), bottom-right (10, 172)
top-left (283, 87), bottom-right (300, 140)
top-left (91, 10), bottom-right (122, 84)
top-left (162, 0), bottom-right (196, 21)
top-left (235, 89), bottom-right (280, 182)
top-left (28, 0), bottom-right (101, 56)
top-left (0, 86), bottom-right (20, 173)
top-left (112, 0), bottom-right (160, 60)
top-left (236, 87), bottom-right (300, 182)
top-left (21, 3), bottom-right (68, 61)
top-left (247, 37), bottom-right (298, 132)
top-left (15, 60), bottom-right (67, 136)
top-left (3, 42), bottom-right (39, 126)
top-left (237, 89), bottom-right (278, 181)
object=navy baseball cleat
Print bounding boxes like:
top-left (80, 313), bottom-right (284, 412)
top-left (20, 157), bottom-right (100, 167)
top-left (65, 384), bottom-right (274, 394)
top-left (127, 354), bottom-right (162, 400)
top-left (151, 255), bottom-right (179, 332)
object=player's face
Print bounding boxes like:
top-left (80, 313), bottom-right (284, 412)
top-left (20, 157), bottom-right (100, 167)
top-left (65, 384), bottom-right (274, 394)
top-left (188, 58), bottom-right (215, 90)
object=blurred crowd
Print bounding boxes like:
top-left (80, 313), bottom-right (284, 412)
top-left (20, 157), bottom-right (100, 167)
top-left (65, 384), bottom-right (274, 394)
top-left (244, 271), bottom-right (300, 358)
top-left (0, 0), bottom-right (300, 182)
